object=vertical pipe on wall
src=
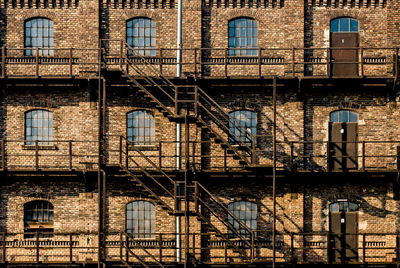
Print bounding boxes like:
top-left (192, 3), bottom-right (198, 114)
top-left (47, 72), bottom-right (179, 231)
top-left (272, 77), bottom-right (277, 268)
top-left (175, 0), bottom-right (183, 262)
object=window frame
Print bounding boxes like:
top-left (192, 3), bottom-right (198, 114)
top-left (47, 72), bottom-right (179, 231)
top-left (24, 200), bottom-right (54, 238)
top-left (126, 200), bottom-right (156, 238)
top-left (228, 17), bottom-right (258, 56)
top-left (227, 201), bottom-right (258, 239)
top-left (24, 109), bottom-right (54, 146)
top-left (228, 109), bottom-right (257, 146)
top-left (126, 110), bottom-right (156, 146)
top-left (24, 17), bottom-right (54, 57)
top-left (329, 200), bottom-right (359, 212)
top-left (330, 17), bottom-right (359, 33)
top-left (329, 110), bottom-right (358, 123)
top-left (126, 17), bottom-right (156, 57)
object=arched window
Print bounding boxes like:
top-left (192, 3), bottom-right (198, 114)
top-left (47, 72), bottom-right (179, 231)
top-left (228, 110), bottom-right (257, 145)
top-left (126, 201), bottom-right (155, 238)
top-left (24, 200), bottom-right (54, 238)
top-left (25, 17), bottom-right (54, 56)
top-left (126, 17), bottom-right (156, 56)
top-left (329, 200), bottom-right (359, 212)
top-left (228, 201), bottom-right (257, 238)
top-left (228, 17), bottom-right (258, 56)
top-left (330, 17), bottom-right (359, 33)
top-left (329, 110), bottom-right (358, 123)
top-left (25, 110), bottom-right (54, 145)
top-left (127, 110), bottom-right (155, 145)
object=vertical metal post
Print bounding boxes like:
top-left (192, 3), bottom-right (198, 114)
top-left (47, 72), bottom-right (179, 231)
top-left (69, 140), bottom-right (73, 170)
top-left (327, 48), bottom-right (331, 77)
top-left (119, 136), bottom-right (123, 165)
top-left (290, 233), bottom-right (294, 263)
top-left (1, 140), bottom-right (5, 170)
top-left (292, 48), bottom-right (296, 77)
top-left (2, 232), bottom-right (5, 263)
top-left (159, 234), bottom-right (163, 263)
top-left (395, 47), bottom-right (399, 78)
top-left (396, 234), bottom-right (400, 261)
top-left (69, 234), bottom-right (73, 262)
top-left (120, 40), bottom-right (124, 71)
top-left (258, 48), bottom-right (262, 78)
top-left (272, 76), bottom-right (277, 268)
top-left (69, 48), bottom-right (73, 77)
top-left (119, 232), bottom-right (123, 261)
top-left (159, 141), bottom-right (162, 168)
top-left (125, 140), bottom-right (129, 168)
top-left (184, 115), bottom-right (190, 267)
top-left (126, 234), bottom-right (129, 262)
top-left (97, 37), bottom-right (105, 266)
top-left (194, 48), bottom-right (198, 77)
top-left (36, 48), bottom-right (39, 77)
top-left (397, 146), bottom-right (400, 171)
top-left (36, 231), bottom-right (40, 263)
top-left (160, 48), bottom-right (163, 75)
top-left (362, 233), bottom-right (366, 263)
top-left (362, 141), bottom-right (366, 171)
top-left (360, 47), bottom-right (364, 77)
top-left (1, 47), bottom-right (5, 78)
top-left (35, 140), bottom-right (39, 170)
top-left (290, 142), bottom-right (294, 171)
top-left (224, 48), bottom-right (228, 78)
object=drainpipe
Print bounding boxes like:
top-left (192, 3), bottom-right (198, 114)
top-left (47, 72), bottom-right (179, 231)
top-left (175, 0), bottom-right (183, 262)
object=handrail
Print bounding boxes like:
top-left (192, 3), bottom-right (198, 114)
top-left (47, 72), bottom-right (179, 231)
top-left (124, 232), bottom-right (166, 268)
top-left (194, 181), bottom-right (254, 259)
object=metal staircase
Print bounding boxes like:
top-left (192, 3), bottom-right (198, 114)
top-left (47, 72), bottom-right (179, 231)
top-left (120, 232), bottom-right (166, 268)
top-left (101, 40), bottom-right (256, 265)
top-left (114, 42), bottom-right (256, 167)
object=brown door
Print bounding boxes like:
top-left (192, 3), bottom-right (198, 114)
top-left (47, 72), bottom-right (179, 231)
top-left (329, 212), bottom-right (358, 263)
top-left (329, 123), bottom-right (358, 171)
top-left (331, 33), bottom-right (359, 77)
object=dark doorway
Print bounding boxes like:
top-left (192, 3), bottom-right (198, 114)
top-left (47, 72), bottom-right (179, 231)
top-left (330, 17), bottom-right (359, 77)
top-left (329, 201), bottom-right (359, 263)
top-left (328, 110), bottom-right (358, 171)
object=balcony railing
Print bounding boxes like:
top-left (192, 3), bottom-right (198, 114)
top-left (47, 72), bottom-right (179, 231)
top-left (0, 231), bottom-right (399, 264)
top-left (0, 138), bottom-right (397, 172)
top-left (0, 46), bottom-right (398, 79)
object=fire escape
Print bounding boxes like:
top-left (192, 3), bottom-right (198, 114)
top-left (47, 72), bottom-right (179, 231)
top-left (98, 41), bottom-right (263, 267)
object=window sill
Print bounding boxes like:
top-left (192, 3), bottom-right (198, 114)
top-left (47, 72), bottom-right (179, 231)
top-left (22, 145), bottom-right (58, 150)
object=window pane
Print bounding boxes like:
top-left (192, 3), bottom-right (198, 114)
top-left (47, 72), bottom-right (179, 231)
top-left (127, 110), bottom-right (155, 145)
top-left (25, 110), bottom-right (53, 144)
top-left (126, 201), bottom-right (155, 238)
top-left (127, 18), bottom-right (156, 56)
top-left (228, 18), bottom-right (258, 56)
top-left (350, 19), bottom-right (359, 32)
top-left (229, 110), bottom-right (256, 145)
top-left (340, 18), bottom-right (350, 32)
top-left (228, 201), bottom-right (257, 238)
top-left (24, 18), bottom-right (54, 56)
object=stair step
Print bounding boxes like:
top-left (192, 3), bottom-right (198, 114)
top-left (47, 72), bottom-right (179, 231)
top-left (239, 161), bottom-right (248, 165)
top-left (208, 133), bottom-right (216, 138)
top-left (232, 155), bottom-right (241, 160)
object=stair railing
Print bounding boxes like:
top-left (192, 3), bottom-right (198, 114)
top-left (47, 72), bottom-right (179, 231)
top-left (193, 181), bottom-right (255, 260)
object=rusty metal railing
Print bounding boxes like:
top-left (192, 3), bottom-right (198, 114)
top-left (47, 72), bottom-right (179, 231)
top-left (0, 231), bottom-right (399, 264)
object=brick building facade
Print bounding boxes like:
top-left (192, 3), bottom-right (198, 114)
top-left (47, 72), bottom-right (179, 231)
top-left (0, 0), bottom-right (398, 266)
